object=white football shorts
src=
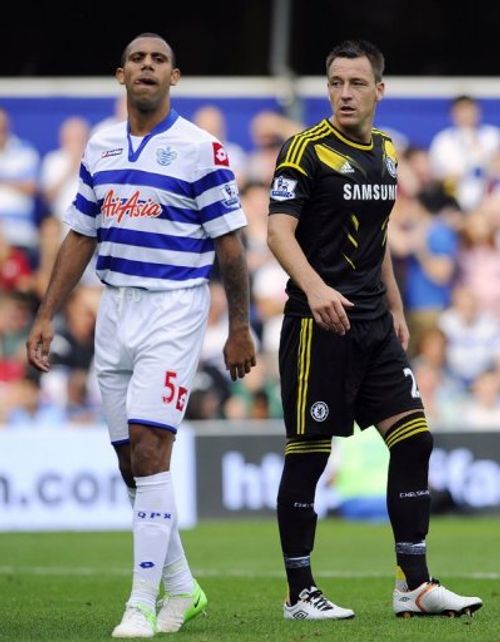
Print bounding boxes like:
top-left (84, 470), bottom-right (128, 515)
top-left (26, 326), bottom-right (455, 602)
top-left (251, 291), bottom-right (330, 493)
top-left (94, 284), bottom-right (210, 444)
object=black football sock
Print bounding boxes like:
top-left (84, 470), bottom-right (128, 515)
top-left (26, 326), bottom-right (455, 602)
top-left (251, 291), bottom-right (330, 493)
top-left (277, 437), bottom-right (331, 604)
top-left (384, 412), bottom-right (433, 590)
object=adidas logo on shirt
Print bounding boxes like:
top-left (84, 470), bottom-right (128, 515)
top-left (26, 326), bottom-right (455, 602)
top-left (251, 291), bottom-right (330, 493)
top-left (340, 161), bottom-right (355, 174)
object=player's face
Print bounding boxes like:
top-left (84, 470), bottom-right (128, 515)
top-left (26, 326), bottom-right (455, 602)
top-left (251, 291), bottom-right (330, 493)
top-left (116, 37), bottom-right (180, 111)
top-left (327, 56), bottom-right (384, 141)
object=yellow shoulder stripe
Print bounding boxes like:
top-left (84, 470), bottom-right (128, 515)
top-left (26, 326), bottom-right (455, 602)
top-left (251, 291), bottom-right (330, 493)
top-left (276, 161), bottom-right (308, 176)
top-left (284, 122), bottom-right (327, 165)
top-left (285, 122), bottom-right (331, 168)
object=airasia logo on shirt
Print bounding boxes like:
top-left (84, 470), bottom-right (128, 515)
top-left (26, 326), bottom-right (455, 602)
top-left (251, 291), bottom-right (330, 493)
top-left (212, 142), bottom-right (229, 166)
top-left (101, 189), bottom-right (162, 223)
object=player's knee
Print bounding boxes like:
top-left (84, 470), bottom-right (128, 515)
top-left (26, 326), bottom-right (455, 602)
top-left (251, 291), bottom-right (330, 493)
top-left (114, 443), bottom-right (134, 486)
top-left (129, 427), bottom-right (173, 476)
top-left (385, 412), bottom-right (433, 465)
top-left (278, 438), bottom-right (331, 505)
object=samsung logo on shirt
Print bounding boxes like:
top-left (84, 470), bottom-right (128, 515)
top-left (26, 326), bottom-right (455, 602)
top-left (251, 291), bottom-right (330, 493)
top-left (343, 184), bottom-right (397, 201)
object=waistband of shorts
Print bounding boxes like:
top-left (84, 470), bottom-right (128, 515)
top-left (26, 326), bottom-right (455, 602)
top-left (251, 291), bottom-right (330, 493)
top-left (105, 283), bottom-right (208, 302)
top-left (106, 285), bottom-right (149, 302)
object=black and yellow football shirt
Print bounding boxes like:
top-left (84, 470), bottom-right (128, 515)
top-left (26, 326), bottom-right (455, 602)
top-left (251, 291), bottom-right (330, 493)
top-left (268, 118), bottom-right (398, 320)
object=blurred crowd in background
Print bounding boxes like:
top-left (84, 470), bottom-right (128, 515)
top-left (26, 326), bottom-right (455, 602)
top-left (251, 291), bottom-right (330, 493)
top-left (1, 94), bottom-right (500, 430)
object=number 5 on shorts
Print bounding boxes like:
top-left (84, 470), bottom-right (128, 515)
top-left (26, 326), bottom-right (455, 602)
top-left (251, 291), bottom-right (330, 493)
top-left (162, 370), bottom-right (188, 411)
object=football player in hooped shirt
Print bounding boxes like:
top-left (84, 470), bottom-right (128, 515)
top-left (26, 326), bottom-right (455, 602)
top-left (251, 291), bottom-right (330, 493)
top-left (267, 39), bottom-right (482, 621)
top-left (27, 33), bottom-right (256, 638)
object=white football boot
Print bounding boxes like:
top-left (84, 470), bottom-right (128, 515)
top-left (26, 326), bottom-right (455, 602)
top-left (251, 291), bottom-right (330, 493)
top-left (284, 586), bottom-right (355, 620)
top-left (157, 580), bottom-right (207, 633)
top-left (393, 579), bottom-right (483, 618)
top-left (111, 603), bottom-right (156, 638)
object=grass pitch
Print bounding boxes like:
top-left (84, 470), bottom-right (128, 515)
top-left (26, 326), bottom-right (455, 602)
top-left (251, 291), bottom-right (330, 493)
top-left (0, 516), bottom-right (498, 641)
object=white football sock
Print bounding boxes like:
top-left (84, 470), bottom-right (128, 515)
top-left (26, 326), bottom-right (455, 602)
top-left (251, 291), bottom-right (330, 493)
top-left (126, 481), bottom-right (193, 596)
top-left (126, 485), bottom-right (136, 507)
top-left (128, 471), bottom-right (175, 610)
top-left (162, 529), bottom-right (194, 596)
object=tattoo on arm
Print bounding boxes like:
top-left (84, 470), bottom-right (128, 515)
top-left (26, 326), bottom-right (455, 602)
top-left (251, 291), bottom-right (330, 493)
top-left (216, 235), bottom-right (250, 329)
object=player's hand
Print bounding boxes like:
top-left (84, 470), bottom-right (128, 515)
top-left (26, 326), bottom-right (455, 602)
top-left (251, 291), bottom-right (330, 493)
top-left (26, 317), bottom-right (54, 372)
top-left (390, 308), bottom-right (410, 350)
top-left (223, 327), bottom-right (257, 381)
top-left (307, 284), bottom-right (354, 334)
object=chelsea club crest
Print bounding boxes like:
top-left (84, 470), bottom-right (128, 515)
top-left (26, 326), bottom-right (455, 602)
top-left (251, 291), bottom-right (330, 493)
top-left (385, 156), bottom-right (397, 178)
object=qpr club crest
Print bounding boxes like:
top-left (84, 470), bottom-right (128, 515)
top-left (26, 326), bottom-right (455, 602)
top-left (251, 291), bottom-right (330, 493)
top-left (156, 146), bottom-right (177, 166)
top-left (310, 401), bottom-right (329, 422)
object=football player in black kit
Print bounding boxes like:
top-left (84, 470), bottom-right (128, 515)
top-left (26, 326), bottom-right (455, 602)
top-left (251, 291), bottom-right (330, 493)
top-left (267, 39), bottom-right (482, 621)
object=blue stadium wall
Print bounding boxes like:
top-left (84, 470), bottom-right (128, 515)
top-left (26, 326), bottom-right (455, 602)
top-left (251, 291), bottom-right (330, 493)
top-left (4, 94), bottom-right (500, 157)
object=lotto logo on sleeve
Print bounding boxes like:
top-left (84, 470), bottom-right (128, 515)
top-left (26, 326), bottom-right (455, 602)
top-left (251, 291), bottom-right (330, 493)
top-left (213, 142), bottom-right (229, 166)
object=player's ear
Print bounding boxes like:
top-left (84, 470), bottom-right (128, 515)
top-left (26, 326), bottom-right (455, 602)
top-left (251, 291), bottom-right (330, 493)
top-left (170, 68), bottom-right (181, 87)
top-left (116, 68), bottom-right (125, 86)
top-left (375, 81), bottom-right (385, 102)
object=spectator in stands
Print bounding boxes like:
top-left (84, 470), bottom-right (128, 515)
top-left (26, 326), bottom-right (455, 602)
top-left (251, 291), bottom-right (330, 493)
top-left (456, 209), bottom-right (500, 320)
top-left (65, 367), bottom-right (101, 424)
top-left (428, 95), bottom-right (500, 212)
top-left (0, 226), bottom-right (32, 292)
top-left (461, 370), bottom-right (500, 430)
top-left (186, 362), bottom-right (232, 420)
top-left (193, 104), bottom-right (248, 187)
top-left (252, 256), bottom-right (288, 355)
top-left (238, 180), bottom-right (288, 344)
top-left (411, 325), bottom-right (449, 375)
top-left (91, 94), bottom-right (128, 135)
top-left (411, 326), bottom-right (463, 429)
top-left (39, 285), bottom-right (100, 415)
top-left (438, 285), bottom-right (500, 389)
top-left (0, 290), bottom-right (32, 383)
top-left (39, 115), bottom-right (90, 228)
top-left (39, 115), bottom-right (101, 289)
top-left (411, 360), bottom-right (462, 430)
top-left (30, 216), bottom-right (62, 302)
top-left (4, 369), bottom-right (65, 428)
top-left (249, 388), bottom-right (271, 419)
top-left (246, 110), bottom-right (303, 186)
top-left (184, 387), bottom-right (221, 420)
top-left (0, 107), bottom-right (40, 265)
top-left (389, 192), bottom-right (459, 356)
top-left (240, 181), bottom-right (271, 274)
top-left (227, 354), bottom-right (281, 419)
top-left (50, 285), bottom-right (99, 372)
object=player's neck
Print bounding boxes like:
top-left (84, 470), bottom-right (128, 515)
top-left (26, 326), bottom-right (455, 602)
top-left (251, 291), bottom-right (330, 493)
top-left (329, 117), bottom-right (372, 145)
top-left (128, 102), bottom-right (172, 136)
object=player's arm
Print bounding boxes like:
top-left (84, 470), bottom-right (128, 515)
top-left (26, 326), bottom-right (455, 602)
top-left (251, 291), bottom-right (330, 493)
top-left (267, 213), bottom-right (353, 334)
top-left (26, 230), bottom-right (97, 372)
top-left (214, 230), bottom-right (256, 381)
top-left (381, 243), bottom-right (409, 350)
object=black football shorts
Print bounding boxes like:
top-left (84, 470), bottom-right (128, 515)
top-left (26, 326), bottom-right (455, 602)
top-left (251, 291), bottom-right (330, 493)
top-left (278, 312), bottom-right (424, 438)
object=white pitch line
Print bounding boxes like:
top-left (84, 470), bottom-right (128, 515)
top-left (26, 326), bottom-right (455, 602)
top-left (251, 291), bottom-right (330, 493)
top-left (0, 566), bottom-right (498, 580)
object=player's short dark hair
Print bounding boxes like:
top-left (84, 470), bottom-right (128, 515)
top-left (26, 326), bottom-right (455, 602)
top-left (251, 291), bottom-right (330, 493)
top-left (120, 32), bottom-right (176, 67)
top-left (451, 94), bottom-right (476, 108)
top-left (326, 39), bottom-right (385, 82)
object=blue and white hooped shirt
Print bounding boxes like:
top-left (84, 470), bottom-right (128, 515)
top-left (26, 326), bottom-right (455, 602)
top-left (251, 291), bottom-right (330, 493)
top-left (65, 109), bottom-right (247, 290)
